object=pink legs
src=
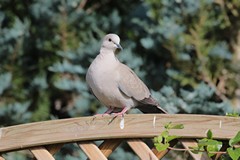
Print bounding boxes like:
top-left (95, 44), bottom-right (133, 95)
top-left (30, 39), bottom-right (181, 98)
top-left (94, 106), bottom-right (130, 117)
top-left (112, 106), bottom-right (130, 117)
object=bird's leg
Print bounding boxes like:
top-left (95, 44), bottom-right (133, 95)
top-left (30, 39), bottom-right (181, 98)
top-left (112, 106), bottom-right (130, 117)
top-left (104, 107), bottom-right (114, 114)
top-left (94, 107), bottom-right (114, 117)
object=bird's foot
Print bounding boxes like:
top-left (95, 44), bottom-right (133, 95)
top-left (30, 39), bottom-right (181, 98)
top-left (94, 108), bottom-right (114, 118)
top-left (111, 106), bottom-right (129, 118)
top-left (94, 113), bottom-right (110, 117)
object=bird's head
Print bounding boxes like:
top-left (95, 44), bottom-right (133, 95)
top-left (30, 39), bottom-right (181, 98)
top-left (101, 34), bottom-right (123, 53)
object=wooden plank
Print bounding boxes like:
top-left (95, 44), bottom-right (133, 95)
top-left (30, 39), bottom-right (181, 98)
top-left (0, 155), bottom-right (5, 160)
top-left (127, 139), bottom-right (158, 160)
top-left (30, 146), bottom-right (55, 160)
top-left (77, 141), bottom-right (107, 160)
top-left (0, 114), bottom-right (239, 152)
top-left (98, 139), bottom-right (122, 157)
top-left (180, 139), bottom-right (211, 160)
top-left (45, 143), bottom-right (64, 155)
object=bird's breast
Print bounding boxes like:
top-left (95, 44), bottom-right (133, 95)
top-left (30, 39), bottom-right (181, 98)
top-left (87, 67), bottom-right (135, 108)
top-left (86, 54), bottom-right (137, 108)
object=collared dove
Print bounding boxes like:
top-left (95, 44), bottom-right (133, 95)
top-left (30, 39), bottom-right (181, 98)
top-left (86, 33), bottom-right (167, 116)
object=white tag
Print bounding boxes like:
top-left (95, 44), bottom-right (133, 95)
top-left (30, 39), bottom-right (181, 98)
top-left (120, 116), bottom-right (124, 129)
top-left (153, 116), bottom-right (156, 128)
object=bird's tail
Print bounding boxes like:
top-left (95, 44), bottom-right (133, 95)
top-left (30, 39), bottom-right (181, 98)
top-left (137, 96), bottom-right (168, 114)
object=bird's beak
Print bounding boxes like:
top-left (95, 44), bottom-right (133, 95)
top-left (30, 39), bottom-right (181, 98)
top-left (116, 43), bottom-right (123, 50)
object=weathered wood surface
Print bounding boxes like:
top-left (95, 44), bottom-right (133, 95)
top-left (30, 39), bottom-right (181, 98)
top-left (98, 139), bottom-right (122, 157)
top-left (127, 138), bottom-right (158, 160)
top-left (45, 143), bottom-right (64, 155)
top-left (0, 114), bottom-right (239, 152)
top-left (30, 146), bottom-right (55, 160)
top-left (78, 141), bottom-right (107, 160)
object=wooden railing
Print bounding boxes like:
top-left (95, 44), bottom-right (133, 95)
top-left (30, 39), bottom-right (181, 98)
top-left (0, 114), bottom-right (239, 160)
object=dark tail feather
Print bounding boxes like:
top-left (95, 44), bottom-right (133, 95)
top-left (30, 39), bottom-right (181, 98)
top-left (136, 104), bottom-right (167, 114)
top-left (136, 96), bottom-right (168, 114)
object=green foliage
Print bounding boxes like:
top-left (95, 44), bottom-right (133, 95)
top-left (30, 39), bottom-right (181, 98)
top-left (197, 138), bottom-right (222, 157)
top-left (54, 143), bottom-right (87, 160)
top-left (0, 101), bottom-right (32, 126)
top-left (154, 127), bottom-right (240, 159)
top-left (193, 129), bottom-right (223, 157)
top-left (227, 148), bottom-right (240, 160)
top-left (164, 122), bottom-right (184, 130)
top-left (1, 0), bottom-right (238, 122)
top-left (207, 129), bottom-right (213, 139)
top-left (152, 82), bottom-right (232, 114)
top-left (226, 112), bottom-right (240, 117)
top-left (0, 72), bottom-right (12, 95)
top-left (191, 130), bottom-right (240, 159)
top-left (2, 151), bottom-right (31, 160)
top-left (227, 131), bottom-right (240, 160)
top-left (229, 131), bottom-right (240, 147)
top-left (154, 122), bottom-right (183, 151)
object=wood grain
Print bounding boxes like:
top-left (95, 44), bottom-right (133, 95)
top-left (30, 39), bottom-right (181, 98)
top-left (45, 143), bottom-right (64, 155)
top-left (0, 114), bottom-right (239, 152)
top-left (127, 138), bottom-right (158, 160)
top-left (78, 141), bottom-right (107, 160)
top-left (98, 139), bottom-right (122, 157)
top-left (30, 146), bottom-right (55, 160)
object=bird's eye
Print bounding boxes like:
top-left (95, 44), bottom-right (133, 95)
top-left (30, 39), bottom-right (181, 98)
top-left (108, 38), bottom-right (112, 42)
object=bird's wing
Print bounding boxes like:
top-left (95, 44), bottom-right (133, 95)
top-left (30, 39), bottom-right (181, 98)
top-left (117, 63), bottom-right (167, 114)
top-left (117, 63), bottom-right (150, 101)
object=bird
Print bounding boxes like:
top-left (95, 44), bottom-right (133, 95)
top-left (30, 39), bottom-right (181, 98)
top-left (86, 33), bottom-right (167, 116)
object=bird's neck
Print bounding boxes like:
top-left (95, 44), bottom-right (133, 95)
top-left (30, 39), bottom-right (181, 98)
top-left (98, 48), bottom-right (119, 63)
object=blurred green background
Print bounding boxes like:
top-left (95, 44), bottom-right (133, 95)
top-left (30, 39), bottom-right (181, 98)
top-left (0, 0), bottom-right (240, 159)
